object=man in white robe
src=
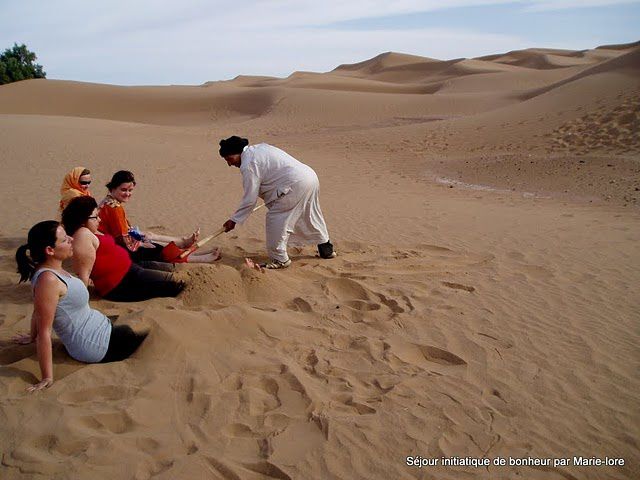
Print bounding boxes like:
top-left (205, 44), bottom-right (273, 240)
top-left (219, 136), bottom-right (335, 269)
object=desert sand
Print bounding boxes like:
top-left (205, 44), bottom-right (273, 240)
top-left (0, 41), bottom-right (638, 479)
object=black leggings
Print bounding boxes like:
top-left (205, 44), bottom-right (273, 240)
top-left (104, 264), bottom-right (185, 302)
top-left (130, 242), bottom-right (166, 264)
top-left (100, 325), bottom-right (147, 363)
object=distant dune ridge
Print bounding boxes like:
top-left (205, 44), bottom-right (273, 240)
top-left (0, 41), bottom-right (639, 480)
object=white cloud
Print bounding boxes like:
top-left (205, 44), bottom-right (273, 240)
top-left (524, 0), bottom-right (640, 11)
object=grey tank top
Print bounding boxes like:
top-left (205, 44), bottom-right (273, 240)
top-left (31, 268), bottom-right (111, 363)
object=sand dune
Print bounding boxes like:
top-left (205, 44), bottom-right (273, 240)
top-left (1, 40), bottom-right (639, 479)
top-left (0, 80), bottom-right (279, 125)
top-left (596, 40), bottom-right (640, 50)
top-left (476, 44), bottom-right (632, 68)
top-left (332, 51), bottom-right (440, 74)
top-left (523, 45), bottom-right (640, 99)
top-left (479, 48), bottom-right (595, 69)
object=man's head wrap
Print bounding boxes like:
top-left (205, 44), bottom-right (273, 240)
top-left (219, 136), bottom-right (249, 157)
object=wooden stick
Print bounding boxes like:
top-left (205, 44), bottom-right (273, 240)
top-left (178, 202), bottom-right (268, 258)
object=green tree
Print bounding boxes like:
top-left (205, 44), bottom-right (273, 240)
top-left (0, 43), bottom-right (46, 85)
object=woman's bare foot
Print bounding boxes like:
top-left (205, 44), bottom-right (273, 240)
top-left (244, 257), bottom-right (264, 272)
top-left (188, 247), bottom-right (221, 263)
top-left (179, 228), bottom-right (200, 248)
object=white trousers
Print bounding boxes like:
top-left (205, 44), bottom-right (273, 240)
top-left (265, 172), bottom-right (330, 262)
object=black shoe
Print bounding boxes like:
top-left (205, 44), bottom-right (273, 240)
top-left (318, 240), bottom-right (337, 259)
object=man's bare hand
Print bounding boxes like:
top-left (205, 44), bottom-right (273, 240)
top-left (223, 219), bottom-right (236, 232)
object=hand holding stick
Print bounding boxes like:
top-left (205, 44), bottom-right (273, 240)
top-left (178, 202), bottom-right (269, 258)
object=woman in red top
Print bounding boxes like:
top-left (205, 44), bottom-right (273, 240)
top-left (98, 170), bottom-right (221, 264)
top-left (62, 196), bottom-right (185, 302)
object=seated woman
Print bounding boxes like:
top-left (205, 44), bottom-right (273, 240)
top-left (98, 170), bottom-right (221, 264)
top-left (14, 221), bottom-right (148, 392)
top-left (62, 196), bottom-right (186, 302)
top-left (59, 166), bottom-right (93, 211)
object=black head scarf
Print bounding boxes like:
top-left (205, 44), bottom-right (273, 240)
top-left (219, 136), bottom-right (249, 157)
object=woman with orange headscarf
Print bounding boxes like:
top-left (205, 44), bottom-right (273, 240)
top-left (60, 167), bottom-right (92, 211)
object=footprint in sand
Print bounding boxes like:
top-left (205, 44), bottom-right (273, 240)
top-left (324, 277), bottom-right (371, 302)
top-left (336, 393), bottom-right (377, 415)
top-left (345, 299), bottom-right (381, 311)
top-left (30, 433), bottom-right (106, 458)
top-left (288, 297), bottom-right (313, 313)
top-left (388, 339), bottom-right (467, 369)
top-left (76, 411), bottom-right (134, 434)
top-left (135, 437), bottom-right (161, 454)
top-left (477, 332), bottom-right (514, 349)
top-left (442, 281), bottom-right (476, 293)
top-left (221, 367), bottom-right (311, 418)
top-left (373, 375), bottom-right (400, 394)
top-left (164, 374), bottom-right (213, 444)
top-left (222, 423), bottom-right (262, 438)
top-left (375, 293), bottom-right (406, 313)
top-left (264, 413), bottom-right (292, 431)
top-left (418, 344), bottom-right (467, 366)
top-left (252, 305), bottom-right (277, 312)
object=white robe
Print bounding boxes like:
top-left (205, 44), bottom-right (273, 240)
top-left (231, 143), bottom-right (330, 262)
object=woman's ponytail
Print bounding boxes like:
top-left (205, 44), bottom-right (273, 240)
top-left (15, 220), bottom-right (60, 283)
top-left (16, 245), bottom-right (36, 283)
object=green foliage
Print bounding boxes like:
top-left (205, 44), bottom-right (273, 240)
top-left (0, 43), bottom-right (46, 85)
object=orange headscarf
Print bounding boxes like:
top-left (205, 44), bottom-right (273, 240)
top-left (59, 166), bottom-right (92, 211)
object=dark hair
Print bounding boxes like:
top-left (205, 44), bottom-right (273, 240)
top-left (219, 136), bottom-right (249, 157)
top-left (62, 196), bottom-right (98, 235)
top-left (16, 220), bottom-right (60, 283)
top-left (81, 168), bottom-right (91, 176)
top-left (106, 170), bottom-right (136, 190)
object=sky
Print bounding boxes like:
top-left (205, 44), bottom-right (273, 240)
top-left (1, 0), bottom-right (638, 85)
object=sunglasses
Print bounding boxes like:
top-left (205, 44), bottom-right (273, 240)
top-left (79, 180), bottom-right (92, 185)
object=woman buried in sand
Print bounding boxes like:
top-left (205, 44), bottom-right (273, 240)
top-left (62, 196), bottom-right (186, 302)
top-left (14, 221), bottom-right (147, 392)
top-left (59, 166), bottom-right (93, 211)
top-left (98, 170), bottom-right (221, 264)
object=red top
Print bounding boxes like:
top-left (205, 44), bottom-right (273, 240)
top-left (92, 234), bottom-right (132, 295)
top-left (98, 196), bottom-right (142, 252)
top-left (98, 199), bottom-right (130, 238)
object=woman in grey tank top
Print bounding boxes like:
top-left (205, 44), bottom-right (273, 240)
top-left (14, 221), bottom-right (146, 392)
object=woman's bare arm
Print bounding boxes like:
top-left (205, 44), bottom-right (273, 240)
top-left (29, 272), bottom-right (64, 391)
